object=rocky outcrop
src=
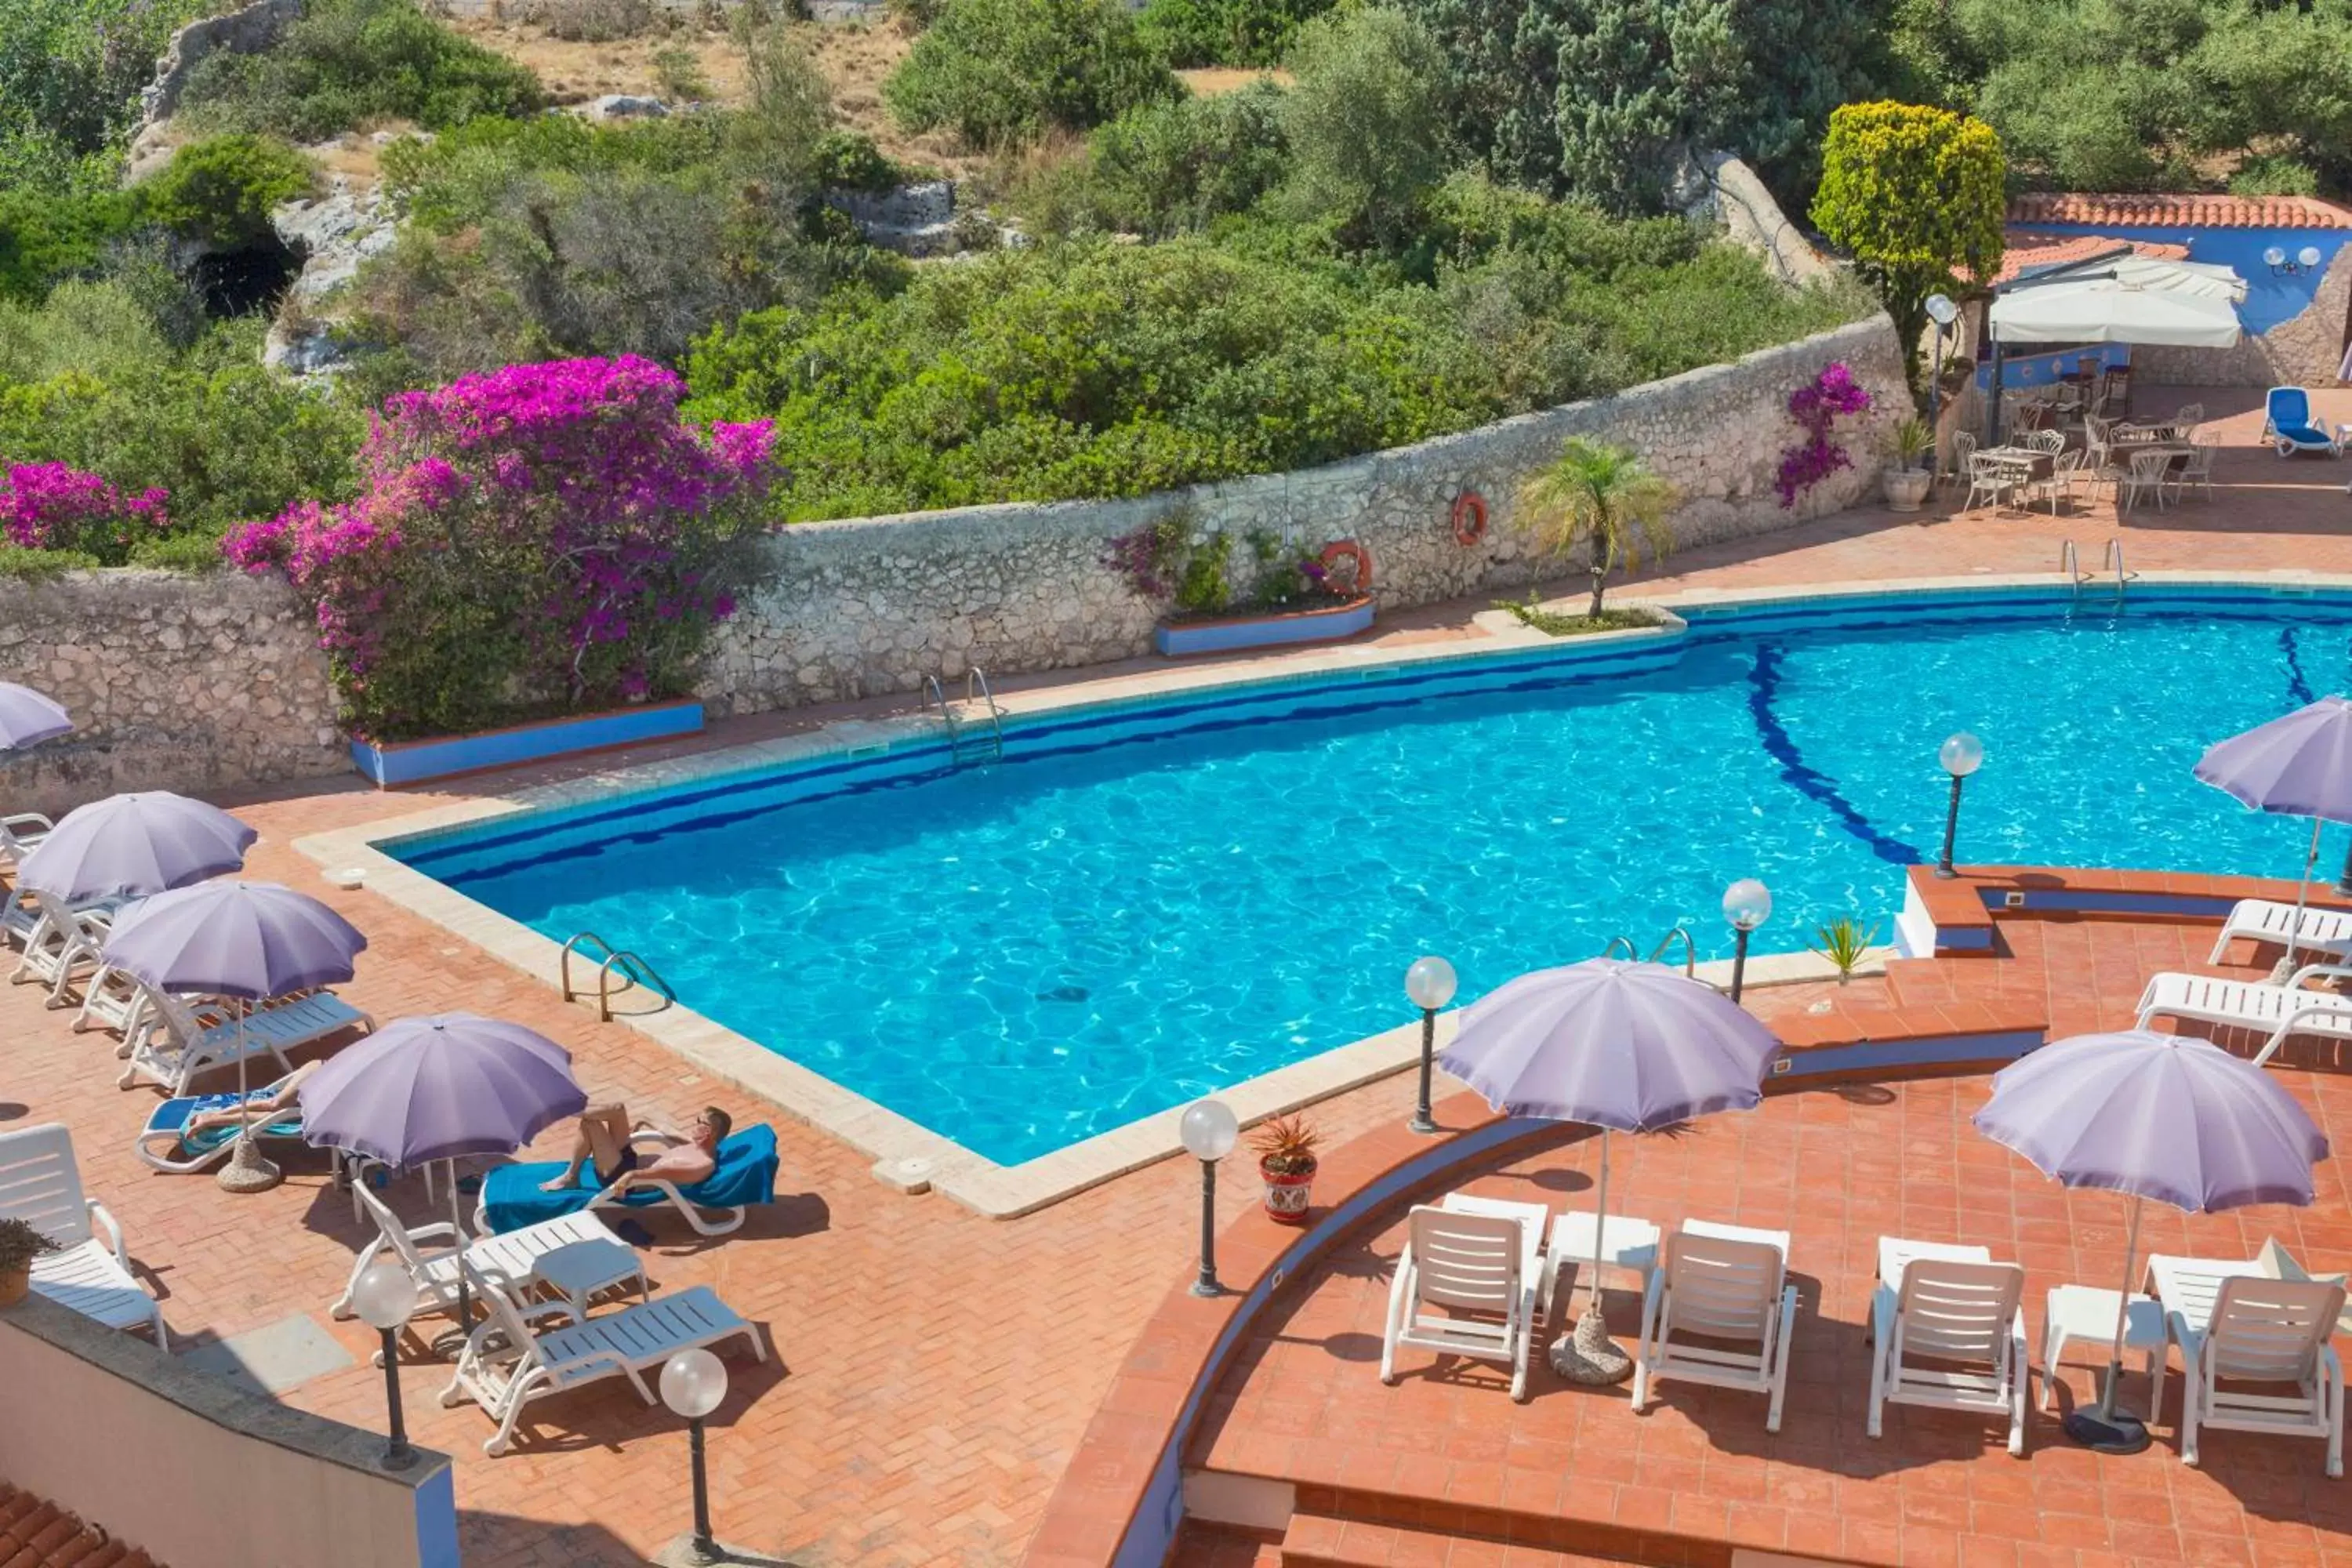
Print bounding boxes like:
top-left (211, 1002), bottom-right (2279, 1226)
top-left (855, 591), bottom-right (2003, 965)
top-left (261, 165), bottom-right (401, 377)
top-left (586, 93), bottom-right (670, 121)
top-left (822, 181), bottom-right (1025, 258)
top-left (139, 0), bottom-right (303, 129)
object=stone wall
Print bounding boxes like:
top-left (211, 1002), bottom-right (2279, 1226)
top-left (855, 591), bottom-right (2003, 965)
top-left (705, 314), bottom-right (1907, 709)
top-left (2130, 245), bottom-right (2352, 387)
top-left (0, 570), bottom-right (343, 817)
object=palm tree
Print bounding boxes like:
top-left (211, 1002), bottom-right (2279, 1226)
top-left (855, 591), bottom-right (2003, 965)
top-left (1514, 437), bottom-right (1679, 619)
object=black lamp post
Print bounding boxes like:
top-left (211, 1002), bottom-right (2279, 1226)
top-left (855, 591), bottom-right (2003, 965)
top-left (1403, 955), bottom-right (1457, 1133)
top-left (661, 1348), bottom-right (731, 1566)
top-left (350, 1262), bottom-right (419, 1471)
top-left (1936, 731), bottom-right (1985, 879)
top-left (1721, 879), bottom-right (1772, 1004)
top-left (1180, 1098), bottom-right (1237, 1297)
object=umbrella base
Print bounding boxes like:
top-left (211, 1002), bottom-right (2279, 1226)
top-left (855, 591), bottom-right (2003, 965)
top-left (216, 1139), bottom-right (282, 1194)
top-left (2062, 1408), bottom-right (2151, 1455)
top-left (1548, 1307), bottom-right (1633, 1385)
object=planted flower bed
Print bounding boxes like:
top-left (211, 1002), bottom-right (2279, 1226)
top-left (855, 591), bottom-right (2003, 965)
top-left (1107, 512), bottom-right (1376, 657)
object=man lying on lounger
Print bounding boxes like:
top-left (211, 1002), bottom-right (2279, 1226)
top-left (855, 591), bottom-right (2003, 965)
top-left (541, 1103), bottom-right (731, 1193)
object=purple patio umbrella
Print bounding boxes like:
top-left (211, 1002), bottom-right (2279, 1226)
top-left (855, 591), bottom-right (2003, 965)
top-left (17, 791), bottom-right (256, 902)
top-left (299, 1014), bottom-right (586, 1330)
top-left (103, 881), bottom-right (368, 1193)
top-left (0, 682), bottom-right (71, 750)
top-left (1439, 958), bottom-right (1784, 1382)
top-left (1975, 1029), bottom-right (2329, 1451)
top-left (2195, 695), bottom-right (2352, 971)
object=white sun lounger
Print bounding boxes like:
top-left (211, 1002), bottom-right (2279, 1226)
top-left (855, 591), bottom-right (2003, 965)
top-left (332, 1178), bottom-right (644, 1330)
top-left (9, 891), bottom-right (116, 1004)
top-left (0, 812), bottom-right (50, 873)
top-left (2135, 969), bottom-right (2352, 1065)
top-left (2209, 899), bottom-right (2352, 965)
top-left (120, 985), bottom-right (373, 1095)
top-left (440, 1260), bottom-right (765, 1455)
top-left (1634, 1219), bottom-right (1799, 1432)
top-left (2153, 1258), bottom-right (2346, 1475)
top-left (1867, 1240), bottom-right (2029, 1456)
top-left (1380, 1201), bottom-right (1543, 1403)
top-left (0, 1123), bottom-right (166, 1347)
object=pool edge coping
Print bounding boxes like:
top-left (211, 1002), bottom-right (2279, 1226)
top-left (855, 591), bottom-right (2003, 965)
top-left (292, 567), bottom-right (2352, 1218)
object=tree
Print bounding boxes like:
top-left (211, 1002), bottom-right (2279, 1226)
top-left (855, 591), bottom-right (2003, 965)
top-left (1279, 9), bottom-right (1450, 246)
top-left (1514, 436), bottom-right (1678, 617)
top-left (1392, 0), bottom-right (1889, 212)
top-left (1809, 100), bottom-right (2004, 394)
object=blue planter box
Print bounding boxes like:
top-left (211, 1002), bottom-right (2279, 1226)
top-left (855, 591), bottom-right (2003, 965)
top-left (1152, 597), bottom-right (1375, 658)
top-left (350, 700), bottom-right (705, 788)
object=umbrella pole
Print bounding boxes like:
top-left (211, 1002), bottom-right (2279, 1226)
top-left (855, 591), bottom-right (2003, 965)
top-left (1552, 1127), bottom-right (1633, 1385)
top-left (217, 1007), bottom-right (281, 1194)
top-left (449, 1157), bottom-right (470, 1334)
top-left (2063, 1193), bottom-right (2151, 1453)
top-left (2281, 818), bottom-right (2325, 978)
top-left (2099, 1195), bottom-right (2143, 1421)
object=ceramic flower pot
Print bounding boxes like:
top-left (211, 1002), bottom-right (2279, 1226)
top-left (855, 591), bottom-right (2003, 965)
top-left (0, 1265), bottom-right (28, 1308)
top-left (1883, 464), bottom-right (1933, 512)
top-left (1261, 1158), bottom-right (1316, 1224)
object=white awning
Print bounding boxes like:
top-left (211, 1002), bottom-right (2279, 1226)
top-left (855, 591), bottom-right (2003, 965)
top-left (1989, 256), bottom-right (2248, 348)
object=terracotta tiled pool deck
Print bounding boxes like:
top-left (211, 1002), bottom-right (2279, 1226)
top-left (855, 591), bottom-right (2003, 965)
top-left (8, 384), bottom-right (2352, 1567)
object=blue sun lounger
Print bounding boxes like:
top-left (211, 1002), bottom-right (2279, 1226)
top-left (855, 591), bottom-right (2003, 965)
top-left (132, 1077), bottom-right (307, 1174)
top-left (477, 1123), bottom-right (779, 1236)
top-left (2263, 387), bottom-right (2340, 456)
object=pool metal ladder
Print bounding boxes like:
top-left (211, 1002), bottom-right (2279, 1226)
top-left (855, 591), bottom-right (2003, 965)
top-left (924, 667), bottom-right (1007, 768)
top-left (559, 931), bottom-right (678, 1022)
top-left (1601, 927), bottom-right (1697, 978)
top-left (2060, 538), bottom-right (2137, 599)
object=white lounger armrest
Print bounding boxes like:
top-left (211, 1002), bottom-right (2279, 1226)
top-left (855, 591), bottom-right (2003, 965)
top-left (2, 812), bottom-right (51, 833)
top-left (2285, 961), bottom-right (2352, 990)
top-left (85, 1198), bottom-right (128, 1269)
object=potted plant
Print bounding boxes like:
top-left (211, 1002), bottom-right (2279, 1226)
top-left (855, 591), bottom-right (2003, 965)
top-left (1249, 1112), bottom-right (1323, 1224)
top-left (1882, 417), bottom-right (1935, 511)
top-left (0, 1218), bottom-right (56, 1308)
top-left (1105, 513), bottom-right (1377, 657)
top-left (1809, 916), bottom-right (1881, 985)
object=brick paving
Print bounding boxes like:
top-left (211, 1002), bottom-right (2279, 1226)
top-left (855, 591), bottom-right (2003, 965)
top-left (1184, 917), bottom-right (2352, 1567)
top-left (5, 384), bottom-right (2352, 1566)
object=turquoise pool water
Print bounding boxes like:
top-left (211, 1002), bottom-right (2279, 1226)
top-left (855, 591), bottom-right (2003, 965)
top-left (395, 589), bottom-right (2352, 1165)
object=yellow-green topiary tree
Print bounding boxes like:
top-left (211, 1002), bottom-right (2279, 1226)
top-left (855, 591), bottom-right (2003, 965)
top-left (1810, 101), bottom-right (2006, 396)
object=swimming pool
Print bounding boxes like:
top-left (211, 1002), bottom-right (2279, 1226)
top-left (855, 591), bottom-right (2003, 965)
top-left (390, 586), bottom-right (2352, 1166)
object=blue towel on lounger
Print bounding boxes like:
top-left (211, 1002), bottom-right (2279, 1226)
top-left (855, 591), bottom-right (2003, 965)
top-left (480, 1124), bottom-right (779, 1235)
top-left (144, 1087), bottom-right (303, 1153)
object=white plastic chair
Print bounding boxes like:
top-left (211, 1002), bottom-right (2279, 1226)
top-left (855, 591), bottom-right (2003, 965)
top-left (2175, 1275), bottom-right (2346, 1476)
top-left (1867, 1251), bottom-right (2029, 1456)
top-left (2169, 443), bottom-right (2217, 503)
top-left (0, 1123), bottom-right (165, 1346)
top-left (331, 1178), bottom-right (639, 1329)
top-left (1379, 1203), bottom-right (1540, 1403)
top-left (439, 1259), bottom-right (766, 1455)
top-left (1632, 1220), bottom-right (1798, 1431)
top-left (1962, 453), bottom-right (2016, 513)
top-left (2120, 447), bottom-right (2172, 512)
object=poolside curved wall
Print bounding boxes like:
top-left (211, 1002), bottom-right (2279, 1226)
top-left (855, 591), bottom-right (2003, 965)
top-left (705, 314), bottom-right (1907, 709)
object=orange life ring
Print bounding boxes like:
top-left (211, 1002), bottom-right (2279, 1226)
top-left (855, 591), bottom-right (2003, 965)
top-left (1318, 539), bottom-right (1372, 595)
top-left (1450, 489), bottom-right (1489, 546)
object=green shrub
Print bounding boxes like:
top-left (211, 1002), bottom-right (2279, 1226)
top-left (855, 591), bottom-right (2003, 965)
top-left (1134, 0), bottom-right (1334, 67)
top-left (0, 0), bottom-right (211, 197)
top-left (684, 230), bottom-right (1863, 519)
top-left (2231, 154), bottom-right (2321, 198)
top-left (652, 44), bottom-right (717, 102)
top-left (0, 186), bottom-right (137, 304)
top-left (177, 0), bottom-right (545, 143)
top-left (884, 0), bottom-right (1180, 147)
top-left (136, 136), bottom-right (317, 249)
top-left (0, 292), bottom-right (361, 535)
top-left (811, 129), bottom-right (908, 191)
top-left (1020, 82), bottom-right (1289, 237)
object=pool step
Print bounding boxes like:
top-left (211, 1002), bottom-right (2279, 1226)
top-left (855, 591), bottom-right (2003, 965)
top-left (1276, 1505), bottom-right (1661, 1567)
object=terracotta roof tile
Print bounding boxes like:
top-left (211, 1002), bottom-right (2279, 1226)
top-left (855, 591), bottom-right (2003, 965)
top-left (1984, 230), bottom-right (2190, 285)
top-left (2007, 191), bottom-right (2352, 229)
top-left (0, 1486), bottom-right (158, 1568)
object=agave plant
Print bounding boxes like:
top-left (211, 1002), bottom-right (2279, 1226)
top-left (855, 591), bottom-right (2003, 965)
top-left (1809, 916), bottom-right (1882, 982)
top-left (1248, 1112), bottom-right (1323, 1174)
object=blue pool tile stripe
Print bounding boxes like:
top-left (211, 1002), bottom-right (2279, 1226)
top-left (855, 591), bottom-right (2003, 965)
top-left (2283, 626), bottom-right (2317, 706)
top-left (1744, 644), bottom-right (1923, 867)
